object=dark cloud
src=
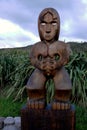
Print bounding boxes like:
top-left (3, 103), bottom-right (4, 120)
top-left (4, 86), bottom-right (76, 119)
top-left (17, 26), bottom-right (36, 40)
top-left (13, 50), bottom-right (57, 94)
top-left (0, 0), bottom-right (87, 48)
top-left (0, 0), bottom-right (76, 30)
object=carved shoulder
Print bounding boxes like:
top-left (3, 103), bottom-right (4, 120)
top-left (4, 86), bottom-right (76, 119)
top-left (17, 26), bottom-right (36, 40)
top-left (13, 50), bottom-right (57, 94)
top-left (30, 41), bottom-right (47, 59)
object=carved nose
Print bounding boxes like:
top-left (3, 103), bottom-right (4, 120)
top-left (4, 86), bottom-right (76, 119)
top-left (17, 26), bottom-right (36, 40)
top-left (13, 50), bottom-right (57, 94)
top-left (46, 30), bottom-right (51, 33)
top-left (46, 25), bottom-right (51, 33)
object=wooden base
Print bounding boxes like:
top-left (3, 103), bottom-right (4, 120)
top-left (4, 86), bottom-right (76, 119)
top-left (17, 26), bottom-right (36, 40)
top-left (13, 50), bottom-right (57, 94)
top-left (21, 104), bottom-right (75, 130)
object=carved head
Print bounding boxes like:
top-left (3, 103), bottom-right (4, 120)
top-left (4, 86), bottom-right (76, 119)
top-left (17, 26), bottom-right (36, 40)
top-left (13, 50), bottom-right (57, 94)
top-left (38, 8), bottom-right (60, 42)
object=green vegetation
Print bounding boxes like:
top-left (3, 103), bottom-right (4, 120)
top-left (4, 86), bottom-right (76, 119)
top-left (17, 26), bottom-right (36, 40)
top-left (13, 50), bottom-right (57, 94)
top-left (0, 43), bottom-right (87, 106)
top-left (0, 97), bottom-right (26, 117)
top-left (76, 105), bottom-right (87, 130)
top-left (67, 42), bottom-right (87, 53)
top-left (0, 48), bottom-right (34, 101)
top-left (66, 52), bottom-right (87, 106)
top-left (0, 42), bottom-right (87, 130)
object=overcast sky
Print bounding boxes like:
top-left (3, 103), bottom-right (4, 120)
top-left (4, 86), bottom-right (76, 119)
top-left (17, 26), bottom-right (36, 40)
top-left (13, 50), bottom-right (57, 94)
top-left (0, 0), bottom-right (87, 48)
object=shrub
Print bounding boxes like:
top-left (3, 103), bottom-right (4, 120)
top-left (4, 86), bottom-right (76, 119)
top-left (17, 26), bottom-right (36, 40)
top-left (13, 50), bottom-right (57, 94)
top-left (0, 48), bottom-right (87, 106)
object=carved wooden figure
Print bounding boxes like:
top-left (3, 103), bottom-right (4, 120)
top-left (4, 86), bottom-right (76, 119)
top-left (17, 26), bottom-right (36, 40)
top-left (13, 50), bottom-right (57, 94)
top-left (26, 8), bottom-right (72, 110)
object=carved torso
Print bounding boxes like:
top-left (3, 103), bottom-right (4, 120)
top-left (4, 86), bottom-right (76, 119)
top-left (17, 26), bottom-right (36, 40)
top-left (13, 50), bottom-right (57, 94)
top-left (30, 41), bottom-right (69, 76)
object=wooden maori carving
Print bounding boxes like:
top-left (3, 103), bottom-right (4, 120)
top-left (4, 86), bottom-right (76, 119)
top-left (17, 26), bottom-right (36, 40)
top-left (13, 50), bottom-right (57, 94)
top-left (26, 8), bottom-right (72, 110)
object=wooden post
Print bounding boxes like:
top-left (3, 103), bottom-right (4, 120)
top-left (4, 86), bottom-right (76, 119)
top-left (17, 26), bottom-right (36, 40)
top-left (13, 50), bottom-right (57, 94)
top-left (21, 104), bottom-right (75, 130)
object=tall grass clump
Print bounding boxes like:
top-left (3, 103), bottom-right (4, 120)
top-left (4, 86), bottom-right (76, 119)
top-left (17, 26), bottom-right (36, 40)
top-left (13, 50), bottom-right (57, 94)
top-left (66, 52), bottom-right (87, 107)
top-left (0, 49), bottom-right (34, 101)
top-left (0, 48), bottom-right (87, 107)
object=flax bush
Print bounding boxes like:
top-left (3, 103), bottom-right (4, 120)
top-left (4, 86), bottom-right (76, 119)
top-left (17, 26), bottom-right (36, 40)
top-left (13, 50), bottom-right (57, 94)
top-left (0, 48), bottom-right (87, 107)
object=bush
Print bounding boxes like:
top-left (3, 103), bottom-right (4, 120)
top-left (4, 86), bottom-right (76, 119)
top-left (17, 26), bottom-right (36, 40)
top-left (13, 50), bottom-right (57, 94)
top-left (0, 48), bottom-right (87, 107)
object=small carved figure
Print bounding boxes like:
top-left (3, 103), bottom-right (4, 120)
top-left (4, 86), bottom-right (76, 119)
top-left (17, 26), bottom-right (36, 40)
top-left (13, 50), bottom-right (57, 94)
top-left (26, 8), bottom-right (72, 110)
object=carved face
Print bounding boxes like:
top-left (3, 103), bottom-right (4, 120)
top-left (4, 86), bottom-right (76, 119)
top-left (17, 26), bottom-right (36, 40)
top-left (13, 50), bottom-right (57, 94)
top-left (39, 13), bottom-right (58, 42)
top-left (38, 8), bottom-right (60, 41)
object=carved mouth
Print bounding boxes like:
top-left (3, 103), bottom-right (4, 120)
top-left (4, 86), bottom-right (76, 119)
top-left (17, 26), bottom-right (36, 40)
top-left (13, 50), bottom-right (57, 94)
top-left (44, 33), bottom-right (52, 37)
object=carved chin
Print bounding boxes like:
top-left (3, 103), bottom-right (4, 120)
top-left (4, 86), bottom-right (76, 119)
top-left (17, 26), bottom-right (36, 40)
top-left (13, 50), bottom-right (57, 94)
top-left (43, 35), bottom-right (54, 41)
top-left (40, 32), bottom-right (55, 41)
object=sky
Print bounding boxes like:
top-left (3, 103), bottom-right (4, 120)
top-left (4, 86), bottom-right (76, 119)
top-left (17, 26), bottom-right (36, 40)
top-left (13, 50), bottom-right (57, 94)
top-left (0, 0), bottom-right (87, 48)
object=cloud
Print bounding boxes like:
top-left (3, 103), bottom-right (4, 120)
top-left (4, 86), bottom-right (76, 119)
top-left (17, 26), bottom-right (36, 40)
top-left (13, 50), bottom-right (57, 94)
top-left (0, 18), bottom-right (39, 48)
top-left (0, 0), bottom-right (87, 48)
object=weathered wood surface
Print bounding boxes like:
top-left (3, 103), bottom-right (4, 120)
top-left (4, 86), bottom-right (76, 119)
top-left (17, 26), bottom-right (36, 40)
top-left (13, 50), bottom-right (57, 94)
top-left (21, 105), bottom-right (75, 130)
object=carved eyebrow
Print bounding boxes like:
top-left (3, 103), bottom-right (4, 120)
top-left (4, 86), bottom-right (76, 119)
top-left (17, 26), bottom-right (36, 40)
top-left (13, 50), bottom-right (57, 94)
top-left (51, 21), bottom-right (57, 23)
top-left (41, 20), bottom-right (47, 23)
top-left (41, 20), bottom-right (57, 23)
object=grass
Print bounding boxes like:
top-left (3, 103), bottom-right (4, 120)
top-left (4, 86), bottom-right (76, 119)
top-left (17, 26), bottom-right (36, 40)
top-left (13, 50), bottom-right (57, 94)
top-left (0, 97), bottom-right (87, 130)
top-left (76, 105), bottom-right (87, 130)
top-left (0, 97), bottom-right (26, 117)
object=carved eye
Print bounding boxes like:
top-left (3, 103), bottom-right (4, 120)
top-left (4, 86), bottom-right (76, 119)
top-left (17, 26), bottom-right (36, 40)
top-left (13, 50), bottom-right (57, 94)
top-left (52, 22), bottom-right (57, 26)
top-left (38, 54), bottom-right (43, 61)
top-left (54, 54), bottom-right (60, 61)
top-left (41, 22), bottom-right (46, 26)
